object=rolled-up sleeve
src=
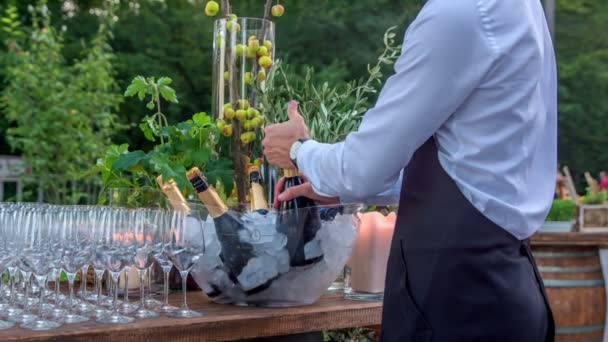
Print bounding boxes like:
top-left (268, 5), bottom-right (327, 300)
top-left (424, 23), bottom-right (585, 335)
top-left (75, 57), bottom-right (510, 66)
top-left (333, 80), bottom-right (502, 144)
top-left (297, 3), bottom-right (495, 203)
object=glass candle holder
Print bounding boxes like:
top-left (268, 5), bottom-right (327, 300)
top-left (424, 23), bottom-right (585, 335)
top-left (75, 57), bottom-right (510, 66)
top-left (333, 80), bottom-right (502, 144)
top-left (212, 17), bottom-right (276, 208)
top-left (344, 212), bottom-right (396, 301)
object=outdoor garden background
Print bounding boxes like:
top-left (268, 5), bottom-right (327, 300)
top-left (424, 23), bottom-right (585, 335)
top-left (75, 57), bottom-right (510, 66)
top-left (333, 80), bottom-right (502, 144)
top-left (0, 0), bottom-right (606, 204)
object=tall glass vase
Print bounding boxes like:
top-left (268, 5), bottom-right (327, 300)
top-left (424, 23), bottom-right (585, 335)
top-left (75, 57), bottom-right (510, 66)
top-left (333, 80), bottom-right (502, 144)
top-left (212, 17), bottom-right (275, 208)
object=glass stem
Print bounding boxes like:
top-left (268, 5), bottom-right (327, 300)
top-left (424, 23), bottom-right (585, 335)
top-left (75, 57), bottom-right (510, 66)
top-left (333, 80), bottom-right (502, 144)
top-left (113, 279), bottom-right (119, 313)
top-left (111, 272), bottom-right (120, 314)
top-left (106, 272), bottom-right (112, 298)
top-left (139, 270), bottom-right (146, 308)
top-left (9, 273), bottom-right (15, 306)
top-left (147, 268), bottom-right (152, 298)
top-left (163, 268), bottom-right (170, 306)
top-left (54, 271), bottom-right (61, 305)
top-left (180, 271), bottom-right (188, 309)
top-left (80, 266), bottom-right (87, 296)
top-left (95, 270), bottom-right (104, 306)
top-left (37, 276), bottom-right (47, 319)
top-left (24, 274), bottom-right (31, 313)
top-left (67, 273), bottom-right (76, 313)
top-left (123, 268), bottom-right (129, 303)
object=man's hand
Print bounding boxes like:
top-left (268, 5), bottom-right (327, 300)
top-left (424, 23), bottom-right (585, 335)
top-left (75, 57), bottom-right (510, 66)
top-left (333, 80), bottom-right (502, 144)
top-left (262, 101), bottom-right (310, 169)
top-left (273, 174), bottom-right (340, 209)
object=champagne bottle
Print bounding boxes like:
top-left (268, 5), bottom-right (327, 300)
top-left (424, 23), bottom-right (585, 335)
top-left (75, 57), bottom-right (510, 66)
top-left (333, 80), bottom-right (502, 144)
top-left (276, 169), bottom-right (323, 267)
top-left (248, 166), bottom-right (269, 214)
top-left (186, 167), bottom-right (273, 295)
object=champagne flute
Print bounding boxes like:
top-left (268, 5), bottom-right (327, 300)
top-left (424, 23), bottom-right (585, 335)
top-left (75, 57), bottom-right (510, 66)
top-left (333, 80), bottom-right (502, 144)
top-left (0, 207), bottom-right (15, 329)
top-left (60, 207), bottom-right (93, 324)
top-left (20, 207), bottom-right (62, 330)
top-left (96, 208), bottom-right (136, 324)
top-left (153, 208), bottom-right (178, 313)
top-left (166, 209), bottom-right (205, 318)
top-left (131, 209), bottom-right (163, 318)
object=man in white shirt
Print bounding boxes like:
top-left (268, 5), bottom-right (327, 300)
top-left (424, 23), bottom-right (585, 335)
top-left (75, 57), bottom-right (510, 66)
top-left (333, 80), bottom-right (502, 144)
top-left (263, 0), bottom-right (556, 341)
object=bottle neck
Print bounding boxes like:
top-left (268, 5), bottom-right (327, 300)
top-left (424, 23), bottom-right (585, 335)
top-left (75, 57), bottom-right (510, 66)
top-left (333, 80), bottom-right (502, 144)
top-left (197, 189), bottom-right (228, 218)
top-left (283, 168), bottom-right (298, 178)
top-left (156, 176), bottom-right (191, 214)
top-left (187, 170), bottom-right (228, 218)
top-left (249, 182), bottom-right (269, 212)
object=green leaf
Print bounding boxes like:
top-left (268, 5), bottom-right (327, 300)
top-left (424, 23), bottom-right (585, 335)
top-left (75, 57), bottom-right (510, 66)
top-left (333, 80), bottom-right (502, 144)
top-left (157, 77), bottom-right (172, 86)
top-left (139, 122), bottom-right (156, 142)
top-left (158, 85), bottom-right (178, 103)
top-left (192, 112), bottom-right (211, 127)
top-left (206, 158), bottom-right (234, 196)
top-left (186, 148), bottom-right (211, 168)
top-left (112, 150), bottom-right (146, 171)
top-left (150, 154), bottom-right (189, 190)
top-left (124, 76), bottom-right (148, 98)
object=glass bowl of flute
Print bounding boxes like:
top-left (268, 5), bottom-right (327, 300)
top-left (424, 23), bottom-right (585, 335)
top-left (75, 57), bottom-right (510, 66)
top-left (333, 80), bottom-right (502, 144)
top-left (161, 167), bottom-right (362, 307)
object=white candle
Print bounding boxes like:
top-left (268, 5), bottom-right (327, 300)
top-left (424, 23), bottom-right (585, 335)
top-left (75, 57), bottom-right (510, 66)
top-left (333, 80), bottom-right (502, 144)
top-left (349, 212), bottom-right (396, 293)
top-left (118, 265), bottom-right (141, 290)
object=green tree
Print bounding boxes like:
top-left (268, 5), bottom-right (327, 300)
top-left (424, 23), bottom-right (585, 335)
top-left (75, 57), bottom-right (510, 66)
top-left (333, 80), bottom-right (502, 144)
top-left (555, 0), bottom-right (608, 187)
top-left (1, 0), bottom-right (124, 203)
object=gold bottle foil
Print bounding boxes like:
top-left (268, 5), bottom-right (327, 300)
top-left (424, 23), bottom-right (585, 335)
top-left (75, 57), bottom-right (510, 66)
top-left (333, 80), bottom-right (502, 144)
top-left (186, 167), bottom-right (228, 218)
top-left (283, 168), bottom-right (298, 178)
top-left (248, 166), bottom-right (269, 212)
top-left (156, 175), bottom-right (191, 214)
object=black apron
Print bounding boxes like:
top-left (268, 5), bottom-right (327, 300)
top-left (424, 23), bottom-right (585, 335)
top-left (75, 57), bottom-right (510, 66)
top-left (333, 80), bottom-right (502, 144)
top-left (380, 138), bottom-right (555, 342)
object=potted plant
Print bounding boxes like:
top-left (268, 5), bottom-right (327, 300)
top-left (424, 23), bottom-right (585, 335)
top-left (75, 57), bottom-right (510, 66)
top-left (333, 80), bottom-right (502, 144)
top-left (576, 189), bottom-right (608, 231)
top-left (541, 199), bottom-right (576, 232)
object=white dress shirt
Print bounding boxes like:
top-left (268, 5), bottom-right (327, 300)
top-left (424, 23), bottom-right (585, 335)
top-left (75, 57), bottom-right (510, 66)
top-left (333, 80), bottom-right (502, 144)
top-left (297, 0), bottom-right (557, 240)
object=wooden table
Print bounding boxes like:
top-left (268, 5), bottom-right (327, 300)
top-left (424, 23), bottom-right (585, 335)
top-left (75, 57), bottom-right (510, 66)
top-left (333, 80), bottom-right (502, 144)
top-left (0, 293), bottom-right (382, 342)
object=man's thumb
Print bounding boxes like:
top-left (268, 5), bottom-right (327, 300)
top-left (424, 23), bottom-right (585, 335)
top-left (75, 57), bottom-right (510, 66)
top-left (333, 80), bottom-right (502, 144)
top-left (287, 100), bottom-right (301, 120)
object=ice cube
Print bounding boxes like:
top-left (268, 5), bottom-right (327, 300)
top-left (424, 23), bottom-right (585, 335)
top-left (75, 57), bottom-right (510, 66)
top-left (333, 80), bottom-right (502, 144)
top-left (236, 254), bottom-right (278, 292)
top-left (304, 239), bottom-right (323, 260)
top-left (240, 212), bottom-right (279, 244)
top-left (275, 249), bottom-right (290, 274)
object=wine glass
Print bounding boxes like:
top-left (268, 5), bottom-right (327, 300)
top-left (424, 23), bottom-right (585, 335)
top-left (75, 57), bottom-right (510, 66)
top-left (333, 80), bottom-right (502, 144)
top-left (131, 209), bottom-right (164, 318)
top-left (107, 187), bottom-right (167, 309)
top-left (165, 209), bottom-right (205, 318)
top-left (153, 206), bottom-right (178, 313)
top-left (96, 208), bottom-right (136, 324)
top-left (60, 207), bottom-right (93, 324)
top-left (89, 207), bottom-right (111, 319)
top-left (20, 207), bottom-right (62, 330)
top-left (9, 207), bottom-right (37, 324)
top-left (0, 207), bottom-right (16, 329)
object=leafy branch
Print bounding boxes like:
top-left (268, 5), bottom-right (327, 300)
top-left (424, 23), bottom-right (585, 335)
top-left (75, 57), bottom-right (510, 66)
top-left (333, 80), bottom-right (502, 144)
top-left (260, 26), bottom-right (402, 144)
top-left (87, 76), bottom-right (233, 204)
top-left (124, 76), bottom-right (177, 145)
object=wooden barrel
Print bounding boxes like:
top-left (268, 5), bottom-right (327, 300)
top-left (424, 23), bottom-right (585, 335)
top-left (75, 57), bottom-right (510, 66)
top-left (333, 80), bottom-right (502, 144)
top-left (533, 246), bottom-right (606, 342)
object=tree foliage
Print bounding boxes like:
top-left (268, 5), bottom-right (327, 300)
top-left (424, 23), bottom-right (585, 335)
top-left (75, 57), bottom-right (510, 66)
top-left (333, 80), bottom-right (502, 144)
top-left (554, 0), bottom-right (608, 186)
top-left (1, 0), bottom-right (124, 203)
top-left (0, 0), bottom-right (606, 195)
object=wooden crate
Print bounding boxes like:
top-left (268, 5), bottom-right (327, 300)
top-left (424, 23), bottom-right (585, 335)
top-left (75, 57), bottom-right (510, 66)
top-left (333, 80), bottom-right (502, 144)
top-left (576, 205), bottom-right (608, 232)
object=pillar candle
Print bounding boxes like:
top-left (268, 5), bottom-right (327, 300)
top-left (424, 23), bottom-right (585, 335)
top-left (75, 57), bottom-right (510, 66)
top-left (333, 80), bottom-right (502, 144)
top-left (118, 265), bottom-right (141, 290)
top-left (349, 211), bottom-right (396, 293)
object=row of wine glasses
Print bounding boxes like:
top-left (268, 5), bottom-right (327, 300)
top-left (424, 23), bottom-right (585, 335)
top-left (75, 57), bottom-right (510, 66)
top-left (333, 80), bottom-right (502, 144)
top-left (0, 200), bottom-right (207, 331)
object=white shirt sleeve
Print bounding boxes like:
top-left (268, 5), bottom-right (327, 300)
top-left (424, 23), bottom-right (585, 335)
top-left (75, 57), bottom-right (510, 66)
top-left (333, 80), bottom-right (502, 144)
top-left (297, 4), bottom-right (495, 203)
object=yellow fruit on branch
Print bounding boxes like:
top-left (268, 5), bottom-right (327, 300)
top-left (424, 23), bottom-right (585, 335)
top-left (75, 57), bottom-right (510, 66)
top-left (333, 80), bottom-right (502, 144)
top-left (271, 4), bottom-right (284, 17)
top-left (205, 1), bottom-right (219, 16)
top-left (221, 124), bottom-right (233, 137)
top-left (258, 56), bottom-right (273, 68)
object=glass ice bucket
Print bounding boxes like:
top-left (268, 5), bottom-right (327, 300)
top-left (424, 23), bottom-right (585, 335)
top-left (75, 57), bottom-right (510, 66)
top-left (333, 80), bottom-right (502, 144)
top-left (188, 203), bottom-right (362, 307)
